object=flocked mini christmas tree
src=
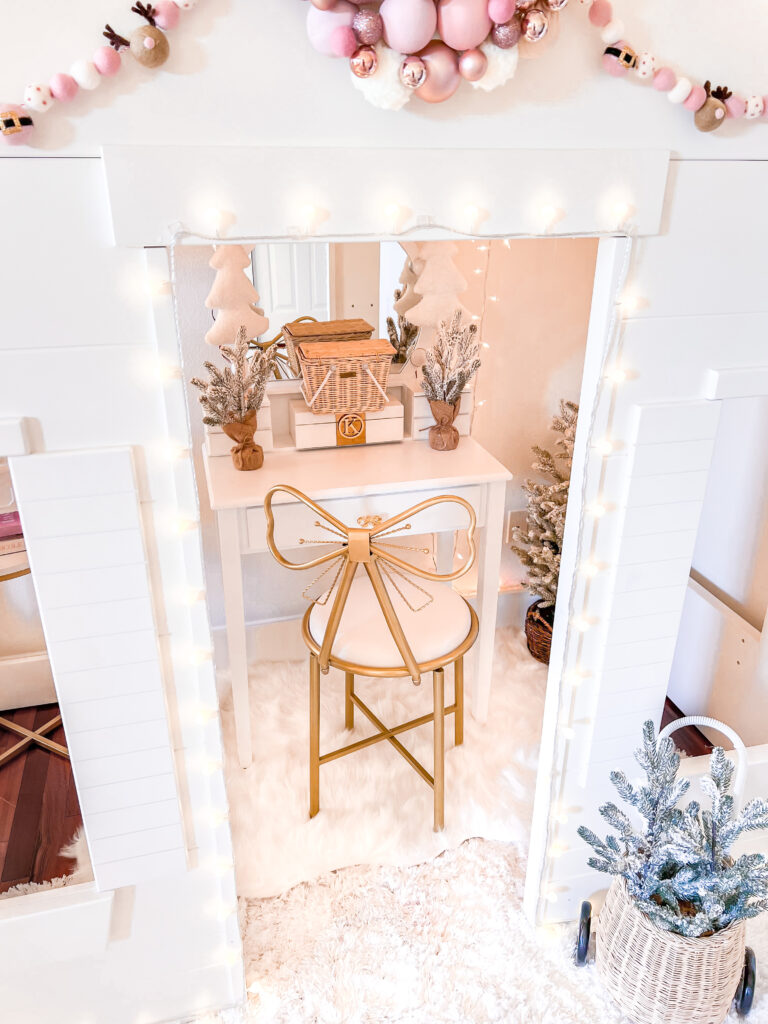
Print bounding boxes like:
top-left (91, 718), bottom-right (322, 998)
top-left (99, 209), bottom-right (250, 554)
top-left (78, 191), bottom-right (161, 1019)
top-left (407, 241), bottom-right (468, 329)
top-left (579, 721), bottom-right (768, 938)
top-left (204, 244), bottom-right (269, 348)
top-left (511, 400), bottom-right (578, 609)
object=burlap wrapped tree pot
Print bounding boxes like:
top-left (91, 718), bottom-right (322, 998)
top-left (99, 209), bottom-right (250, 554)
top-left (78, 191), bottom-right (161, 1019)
top-left (428, 397), bottom-right (461, 451)
top-left (596, 877), bottom-right (747, 1024)
top-left (524, 599), bottom-right (554, 664)
top-left (223, 410), bottom-right (263, 471)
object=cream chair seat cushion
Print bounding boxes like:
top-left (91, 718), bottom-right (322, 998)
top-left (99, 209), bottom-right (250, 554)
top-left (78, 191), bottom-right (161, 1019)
top-left (308, 569), bottom-right (472, 668)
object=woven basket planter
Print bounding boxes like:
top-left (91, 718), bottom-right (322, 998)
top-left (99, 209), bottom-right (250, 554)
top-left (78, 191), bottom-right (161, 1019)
top-left (524, 600), bottom-right (553, 664)
top-left (597, 878), bottom-right (746, 1024)
top-left (298, 339), bottom-right (395, 416)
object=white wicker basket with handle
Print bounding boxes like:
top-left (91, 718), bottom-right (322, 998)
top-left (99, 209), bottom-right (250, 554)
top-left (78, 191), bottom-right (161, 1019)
top-left (596, 716), bottom-right (749, 1024)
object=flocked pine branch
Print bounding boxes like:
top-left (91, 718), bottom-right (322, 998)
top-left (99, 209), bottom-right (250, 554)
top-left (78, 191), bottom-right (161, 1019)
top-left (578, 720), bottom-right (768, 937)
top-left (191, 326), bottom-right (276, 426)
top-left (510, 400), bottom-right (578, 608)
top-left (386, 289), bottom-right (420, 364)
top-left (419, 310), bottom-right (481, 404)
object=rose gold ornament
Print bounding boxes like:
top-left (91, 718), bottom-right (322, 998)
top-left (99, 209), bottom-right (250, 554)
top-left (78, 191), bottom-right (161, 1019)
top-left (352, 8), bottom-right (383, 45)
top-left (459, 48), bottom-right (488, 82)
top-left (491, 19), bottom-right (521, 48)
top-left (310, 0), bottom-right (336, 8)
top-left (516, 0), bottom-right (536, 10)
top-left (415, 40), bottom-right (460, 103)
top-left (522, 9), bottom-right (548, 41)
top-left (400, 55), bottom-right (427, 89)
top-left (350, 45), bottom-right (378, 77)
top-left (544, 0), bottom-right (568, 9)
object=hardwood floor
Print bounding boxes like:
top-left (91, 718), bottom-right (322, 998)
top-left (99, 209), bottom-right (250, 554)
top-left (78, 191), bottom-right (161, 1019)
top-left (0, 703), bottom-right (83, 893)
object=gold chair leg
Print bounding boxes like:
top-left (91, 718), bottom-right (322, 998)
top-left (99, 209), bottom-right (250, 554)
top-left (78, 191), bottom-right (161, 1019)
top-left (309, 654), bottom-right (320, 818)
top-left (345, 672), bottom-right (354, 730)
top-left (433, 667), bottom-right (445, 832)
top-left (455, 656), bottom-right (464, 747)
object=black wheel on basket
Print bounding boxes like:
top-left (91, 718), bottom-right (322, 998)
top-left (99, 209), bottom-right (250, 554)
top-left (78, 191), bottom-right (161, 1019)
top-left (575, 901), bottom-right (592, 966)
top-left (735, 946), bottom-right (756, 1016)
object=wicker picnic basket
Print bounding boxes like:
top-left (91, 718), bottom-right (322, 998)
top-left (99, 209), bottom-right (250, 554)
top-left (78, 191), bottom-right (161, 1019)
top-left (596, 877), bottom-right (747, 1024)
top-left (282, 318), bottom-right (374, 377)
top-left (299, 338), bottom-right (396, 416)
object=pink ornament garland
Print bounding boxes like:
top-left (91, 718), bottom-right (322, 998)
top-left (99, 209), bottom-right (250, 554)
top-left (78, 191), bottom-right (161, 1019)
top-left (1, 1), bottom-right (195, 147)
top-left (302, 0), bottom-right (567, 108)
top-left (584, 0), bottom-right (767, 132)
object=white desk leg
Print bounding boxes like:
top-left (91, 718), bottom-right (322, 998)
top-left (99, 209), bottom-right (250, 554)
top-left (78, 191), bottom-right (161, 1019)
top-left (218, 508), bottom-right (252, 769)
top-left (473, 480), bottom-right (506, 723)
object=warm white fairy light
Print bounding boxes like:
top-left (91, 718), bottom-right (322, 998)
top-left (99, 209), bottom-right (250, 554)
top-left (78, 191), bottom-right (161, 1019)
top-left (564, 669), bottom-right (589, 688)
top-left (550, 840), bottom-right (570, 858)
top-left (572, 616), bottom-right (592, 633)
top-left (619, 292), bottom-right (642, 316)
top-left (503, 238), bottom-right (511, 248)
top-left (471, 314), bottom-right (480, 321)
top-left (186, 646), bottom-right (214, 666)
top-left (595, 437), bottom-right (615, 456)
top-left (605, 365), bottom-right (628, 385)
top-left (143, 354), bottom-right (182, 384)
top-left (204, 207), bottom-right (224, 236)
top-left (384, 202), bottom-right (405, 233)
top-left (476, 243), bottom-right (489, 252)
top-left (588, 501), bottom-right (608, 518)
top-left (169, 514), bottom-right (198, 536)
top-left (152, 439), bottom-right (190, 462)
top-left (482, 342), bottom-right (490, 350)
top-left (559, 723), bottom-right (576, 739)
top-left (580, 560), bottom-right (601, 579)
top-left (488, 295), bottom-right (498, 302)
top-left (473, 267), bottom-right (483, 275)
top-left (538, 203), bottom-right (560, 233)
top-left (613, 201), bottom-right (633, 227)
top-left (464, 204), bottom-right (482, 232)
top-left (544, 886), bottom-right (559, 904)
top-left (300, 203), bottom-right (320, 235)
top-left (182, 586), bottom-right (206, 605)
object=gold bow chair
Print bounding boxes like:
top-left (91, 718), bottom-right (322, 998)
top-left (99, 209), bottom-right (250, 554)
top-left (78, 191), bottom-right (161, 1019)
top-left (264, 485), bottom-right (479, 832)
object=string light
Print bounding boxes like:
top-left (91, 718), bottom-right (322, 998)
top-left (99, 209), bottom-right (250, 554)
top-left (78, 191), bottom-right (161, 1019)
top-left (587, 501), bottom-right (608, 518)
top-left (595, 437), bottom-right (615, 456)
top-left (580, 561), bottom-right (601, 579)
top-left (488, 295), bottom-right (498, 302)
top-left (464, 204), bottom-right (482, 232)
top-left (384, 202), bottom-right (406, 234)
top-left (564, 669), bottom-right (589, 688)
top-left (182, 586), bottom-right (206, 605)
top-left (169, 514), bottom-right (199, 536)
top-left (300, 203), bottom-right (320, 235)
top-left (152, 439), bottom-right (190, 462)
top-left (550, 841), bottom-right (570, 858)
top-left (604, 365), bottom-right (628, 384)
top-left (572, 616), bottom-right (593, 633)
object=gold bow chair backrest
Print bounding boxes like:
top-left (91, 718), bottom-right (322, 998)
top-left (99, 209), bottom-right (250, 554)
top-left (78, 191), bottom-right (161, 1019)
top-left (264, 485), bottom-right (477, 685)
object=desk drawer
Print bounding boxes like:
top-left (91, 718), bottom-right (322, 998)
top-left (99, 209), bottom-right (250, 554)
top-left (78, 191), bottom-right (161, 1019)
top-left (245, 485), bottom-right (484, 553)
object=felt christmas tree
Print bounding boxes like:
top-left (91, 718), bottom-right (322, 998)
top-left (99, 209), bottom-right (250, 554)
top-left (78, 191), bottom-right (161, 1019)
top-left (393, 249), bottom-right (424, 318)
top-left (204, 244), bottom-right (269, 348)
top-left (578, 721), bottom-right (768, 938)
top-left (407, 241), bottom-right (468, 329)
top-left (511, 400), bottom-right (578, 609)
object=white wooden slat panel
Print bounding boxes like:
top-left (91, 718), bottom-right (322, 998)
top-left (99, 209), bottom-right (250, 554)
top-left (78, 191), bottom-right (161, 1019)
top-left (67, 721), bottom-right (170, 761)
top-left (60, 661), bottom-right (162, 703)
top-left (33, 563), bottom-right (152, 610)
top-left (598, 688), bottom-right (665, 717)
top-left (631, 440), bottom-right (718, 477)
top-left (601, 662), bottom-right (671, 692)
top-left (617, 529), bottom-right (698, 566)
top-left (48, 630), bottom-right (158, 673)
top-left (18, 493), bottom-right (141, 539)
top-left (603, 636), bottom-right (678, 671)
top-left (78, 773), bottom-right (179, 816)
top-left (626, 470), bottom-right (710, 508)
top-left (9, 449), bottom-right (138, 501)
top-left (0, 418), bottom-right (31, 457)
top-left (606, 612), bottom-right (678, 647)
top-left (86, 798), bottom-right (181, 841)
top-left (66, 691), bottom-right (166, 732)
top-left (623, 501), bottom-right (704, 537)
top-left (613, 557), bottom-right (693, 593)
top-left (9, 448), bottom-right (186, 891)
top-left (31, 529), bottom-right (146, 574)
top-left (706, 366), bottom-right (768, 400)
top-left (44, 597), bottom-right (156, 643)
top-left (75, 747), bottom-right (175, 789)
top-left (612, 583), bottom-right (688, 619)
top-left (633, 401), bottom-right (723, 445)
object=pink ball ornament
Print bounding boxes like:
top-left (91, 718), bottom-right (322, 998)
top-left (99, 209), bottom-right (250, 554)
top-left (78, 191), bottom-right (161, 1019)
top-left (380, 0), bottom-right (437, 56)
top-left (311, 0), bottom-right (337, 7)
top-left (330, 25), bottom-right (358, 57)
top-left (0, 104), bottom-right (35, 146)
top-left (437, 0), bottom-right (493, 52)
top-left (652, 67), bottom-right (676, 91)
top-left (49, 73), bottom-right (78, 102)
top-left (588, 0), bottom-right (612, 27)
top-left (154, 0), bottom-right (181, 29)
top-left (415, 40), bottom-right (461, 103)
top-left (684, 84), bottom-right (707, 111)
top-left (306, 0), bottom-right (357, 56)
top-left (93, 46), bottom-right (121, 76)
top-left (488, 0), bottom-right (516, 22)
top-left (459, 47), bottom-right (488, 81)
top-left (491, 19), bottom-right (521, 47)
top-left (353, 8), bottom-right (383, 45)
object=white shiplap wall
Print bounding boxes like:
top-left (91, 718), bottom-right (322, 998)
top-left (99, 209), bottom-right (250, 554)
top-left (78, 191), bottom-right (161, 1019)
top-left (9, 447), bottom-right (187, 890)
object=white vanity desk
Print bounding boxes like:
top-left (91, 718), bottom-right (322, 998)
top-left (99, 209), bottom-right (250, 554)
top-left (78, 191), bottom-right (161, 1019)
top-left (203, 437), bottom-right (511, 769)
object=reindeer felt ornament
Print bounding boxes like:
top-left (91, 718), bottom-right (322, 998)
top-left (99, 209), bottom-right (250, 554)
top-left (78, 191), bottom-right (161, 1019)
top-left (104, 4), bottom-right (170, 70)
top-left (695, 81), bottom-right (731, 133)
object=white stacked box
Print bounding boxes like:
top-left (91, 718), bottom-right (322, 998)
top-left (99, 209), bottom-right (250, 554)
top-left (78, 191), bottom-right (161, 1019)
top-left (205, 395), bottom-right (273, 456)
top-left (289, 398), bottom-right (404, 451)
top-left (403, 381), bottom-right (474, 441)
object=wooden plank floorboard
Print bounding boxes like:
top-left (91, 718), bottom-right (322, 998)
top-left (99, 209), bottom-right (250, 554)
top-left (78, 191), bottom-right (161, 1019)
top-left (0, 703), bottom-right (84, 893)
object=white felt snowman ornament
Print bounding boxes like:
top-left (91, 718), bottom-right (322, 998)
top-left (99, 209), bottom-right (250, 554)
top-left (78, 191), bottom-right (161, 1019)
top-left (635, 52), bottom-right (655, 80)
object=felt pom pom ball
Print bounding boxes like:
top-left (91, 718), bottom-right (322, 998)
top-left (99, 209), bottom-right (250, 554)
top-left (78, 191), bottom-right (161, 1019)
top-left (331, 25), bottom-right (358, 57)
top-left (130, 26), bottom-right (171, 67)
top-left (70, 60), bottom-right (101, 90)
top-left (306, 0), bottom-right (357, 56)
top-left (154, 0), bottom-right (181, 29)
top-left (172, 0), bottom-right (197, 7)
top-left (0, 104), bottom-right (35, 145)
top-left (93, 46), bottom-right (122, 76)
top-left (23, 84), bottom-right (53, 112)
top-left (49, 73), bottom-right (79, 102)
top-left (488, 0), bottom-right (516, 23)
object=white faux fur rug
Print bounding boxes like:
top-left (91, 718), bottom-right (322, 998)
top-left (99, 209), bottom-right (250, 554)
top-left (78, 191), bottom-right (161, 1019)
top-left (202, 837), bottom-right (767, 1024)
top-left (220, 628), bottom-right (548, 898)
